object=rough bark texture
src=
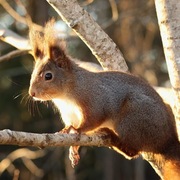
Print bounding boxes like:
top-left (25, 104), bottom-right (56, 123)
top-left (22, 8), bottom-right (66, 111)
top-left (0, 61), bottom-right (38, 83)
top-left (46, 0), bottom-right (128, 72)
top-left (155, 0), bottom-right (180, 139)
top-left (0, 129), bottom-right (112, 148)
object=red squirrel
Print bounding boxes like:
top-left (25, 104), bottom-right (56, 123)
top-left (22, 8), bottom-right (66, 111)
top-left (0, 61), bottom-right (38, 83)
top-left (29, 21), bottom-right (180, 179)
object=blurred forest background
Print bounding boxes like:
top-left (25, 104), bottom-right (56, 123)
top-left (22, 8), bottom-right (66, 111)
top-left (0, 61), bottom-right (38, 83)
top-left (0, 0), bottom-right (170, 179)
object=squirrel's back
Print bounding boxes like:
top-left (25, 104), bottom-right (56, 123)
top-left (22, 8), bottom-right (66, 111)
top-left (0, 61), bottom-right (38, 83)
top-left (61, 67), bottom-right (178, 155)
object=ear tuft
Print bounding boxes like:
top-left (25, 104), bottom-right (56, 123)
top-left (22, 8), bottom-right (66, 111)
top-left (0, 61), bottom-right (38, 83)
top-left (35, 47), bottom-right (44, 59)
top-left (49, 45), bottom-right (65, 60)
top-left (29, 19), bottom-right (72, 69)
top-left (29, 28), bottom-right (44, 60)
top-left (49, 45), bottom-right (72, 70)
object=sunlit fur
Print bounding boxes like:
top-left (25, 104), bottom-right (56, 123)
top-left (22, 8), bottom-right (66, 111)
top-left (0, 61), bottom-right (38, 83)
top-left (53, 98), bottom-right (83, 128)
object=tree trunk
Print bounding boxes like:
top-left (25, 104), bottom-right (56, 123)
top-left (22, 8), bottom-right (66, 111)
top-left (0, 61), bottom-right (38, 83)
top-left (155, 0), bottom-right (180, 139)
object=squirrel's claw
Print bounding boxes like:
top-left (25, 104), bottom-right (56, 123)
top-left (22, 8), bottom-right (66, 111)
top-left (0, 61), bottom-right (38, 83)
top-left (60, 125), bottom-right (78, 134)
top-left (69, 146), bottom-right (80, 168)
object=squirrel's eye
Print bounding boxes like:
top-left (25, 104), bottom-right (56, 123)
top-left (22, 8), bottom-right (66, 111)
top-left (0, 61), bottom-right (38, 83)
top-left (44, 72), bottom-right (53, 81)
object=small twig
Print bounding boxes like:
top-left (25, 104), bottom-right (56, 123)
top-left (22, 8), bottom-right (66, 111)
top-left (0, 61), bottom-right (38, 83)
top-left (109, 0), bottom-right (119, 21)
top-left (0, 49), bottom-right (30, 63)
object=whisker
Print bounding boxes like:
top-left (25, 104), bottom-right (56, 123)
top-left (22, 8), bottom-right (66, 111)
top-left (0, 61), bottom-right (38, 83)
top-left (32, 98), bottom-right (36, 117)
top-left (8, 78), bottom-right (24, 87)
top-left (13, 91), bottom-right (27, 100)
top-left (22, 92), bottom-right (56, 117)
top-left (21, 93), bottom-right (30, 104)
top-left (27, 96), bottom-right (35, 116)
top-left (35, 100), bottom-right (42, 118)
top-left (14, 93), bottom-right (23, 100)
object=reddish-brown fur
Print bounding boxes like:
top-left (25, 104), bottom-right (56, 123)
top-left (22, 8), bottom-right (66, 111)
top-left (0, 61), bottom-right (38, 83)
top-left (29, 21), bottom-right (180, 178)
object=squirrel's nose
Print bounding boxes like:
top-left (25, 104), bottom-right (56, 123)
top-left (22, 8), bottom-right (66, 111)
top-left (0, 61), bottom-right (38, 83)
top-left (30, 92), bottom-right (36, 97)
top-left (29, 88), bottom-right (36, 97)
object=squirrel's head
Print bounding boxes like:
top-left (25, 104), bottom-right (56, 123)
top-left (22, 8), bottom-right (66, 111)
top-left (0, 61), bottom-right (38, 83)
top-left (29, 20), bottom-right (73, 101)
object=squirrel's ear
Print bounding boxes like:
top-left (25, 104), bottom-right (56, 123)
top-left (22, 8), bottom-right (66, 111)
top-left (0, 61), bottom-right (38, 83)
top-left (29, 28), bottom-right (44, 60)
top-left (34, 47), bottom-right (44, 60)
top-left (49, 45), bottom-right (72, 70)
top-left (49, 45), bottom-right (65, 60)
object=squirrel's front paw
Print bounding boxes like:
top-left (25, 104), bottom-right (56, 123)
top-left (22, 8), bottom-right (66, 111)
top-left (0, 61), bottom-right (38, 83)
top-left (59, 126), bottom-right (81, 167)
top-left (59, 125), bottom-right (78, 134)
top-left (69, 146), bottom-right (80, 168)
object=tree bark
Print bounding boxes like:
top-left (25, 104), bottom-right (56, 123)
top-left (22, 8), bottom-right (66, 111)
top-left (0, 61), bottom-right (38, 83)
top-left (0, 129), bottom-right (112, 148)
top-left (46, 0), bottom-right (128, 72)
top-left (155, 0), bottom-right (180, 138)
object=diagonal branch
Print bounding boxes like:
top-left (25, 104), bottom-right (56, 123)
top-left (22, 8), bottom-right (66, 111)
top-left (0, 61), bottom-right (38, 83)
top-left (46, 0), bottom-right (128, 72)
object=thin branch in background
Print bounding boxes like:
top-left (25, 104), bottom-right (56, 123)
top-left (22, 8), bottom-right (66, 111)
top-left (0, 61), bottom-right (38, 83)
top-left (14, 0), bottom-right (34, 28)
top-left (0, 0), bottom-right (43, 31)
top-left (14, 0), bottom-right (43, 32)
top-left (0, 49), bottom-right (30, 63)
top-left (0, 0), bottom-right (26, 24)
top-left (6, 163), bottom-right (16, 176)
top-left (0, 148), bottom-right (45, 175)
top-left (13, 169), bottom-right (20, 180)
top-left (81, 0), bottom-right (94, 6)
top-left (21, 157), bottom-right (44, 177)
top-left (109, 0), bottom-right (119, 21)
top-left (0, 25), bottom-right (31, 50)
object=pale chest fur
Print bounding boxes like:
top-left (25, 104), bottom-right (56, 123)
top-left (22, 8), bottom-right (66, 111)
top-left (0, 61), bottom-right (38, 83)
top-left (52, 98), bottom-right (84, 128)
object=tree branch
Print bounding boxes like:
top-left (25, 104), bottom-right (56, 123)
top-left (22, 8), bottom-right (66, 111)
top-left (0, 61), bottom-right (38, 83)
top-left (46, 0), bottom-right (128, 72)
top-left (0, 49), bottom-right (30, 63)
top-left (0, 25), bottom-right (31, 50)
top-left (0, 129), bottom-right (112, 148)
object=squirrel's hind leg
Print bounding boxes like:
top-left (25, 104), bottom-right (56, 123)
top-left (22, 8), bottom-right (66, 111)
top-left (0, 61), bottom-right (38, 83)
top-left (96, 128), bottom-right (139, 159)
